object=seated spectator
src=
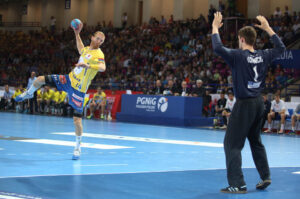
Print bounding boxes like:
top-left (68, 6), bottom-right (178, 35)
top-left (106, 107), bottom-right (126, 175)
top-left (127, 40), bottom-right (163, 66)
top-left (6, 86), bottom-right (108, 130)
top-left (13, 85), bottom-right (25, 112)
top-left (289, 103), bottom-right (300, 134)
top-left (214, 91), bottom-right (227, 127)
top-left (0, 85), bottom-right (14, 110)
top-left (163, 80), bottom-right (178, 96)
top-left (275, 71), bottom-right (288, 85)
top-left (264, 94), bottom-right (287, 134)
top-left (292, 19), bottom-right (300, 34)
top-left (221, 92), bottom-right (236, 129)
top-left (43, 86), bottom-right (55, 114)
top-left (192, 79), bottom-right (205, 97)
top-left (87, 87), bottom-right (106, 119)
top-left (202, 89), bottom-right (212, 117)
top-left (261, 93), bottom-right (271, 129)
top-left (37, 88), bottom-right (46, 113)
top-left (152, 80), bottom-right (164, 95)
top-left (175, 80), bottom-right (191, 96)
top-left (215, 91), bottom-right (227, 114)
top-left (52, 89), bottom-right (67, 116)
top-left (52, 88), bottom-right (60, 115)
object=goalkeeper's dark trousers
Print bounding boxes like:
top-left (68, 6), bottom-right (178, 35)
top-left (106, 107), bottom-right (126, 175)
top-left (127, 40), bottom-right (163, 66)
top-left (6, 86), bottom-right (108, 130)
top-left (224, 95), bottom-right (270, 186)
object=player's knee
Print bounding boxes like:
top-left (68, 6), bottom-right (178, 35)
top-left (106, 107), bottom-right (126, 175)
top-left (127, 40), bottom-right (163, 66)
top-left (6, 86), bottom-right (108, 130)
top-left (281, 114), bottom-right (286, 119)
top-left (36, 76), bottom-right (45, 83)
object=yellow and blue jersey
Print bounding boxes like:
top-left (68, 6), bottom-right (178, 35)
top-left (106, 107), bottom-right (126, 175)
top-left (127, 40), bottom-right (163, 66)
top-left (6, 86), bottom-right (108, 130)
top-left (69, 47), bottom-right (105, 93)
top-left (58, 91), bottom-right (67, 103)
top-left (44, 89), bottom-right (55, 101)
top-left (13, 89), bottom-right (22, 99)
top-left (53, 91), bottom-right (60, 103)
top-left (93, 92), bottom-right (106, 103)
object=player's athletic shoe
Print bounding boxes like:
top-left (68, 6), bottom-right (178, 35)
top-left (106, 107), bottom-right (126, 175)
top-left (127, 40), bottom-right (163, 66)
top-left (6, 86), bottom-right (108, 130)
top-left (256, 179), bottom-right (271, 190)
top-left (72, 148), bottom-right (81, 160)
top-left (87, 114), bottom-right (93, 119)
top-left (263, 129), bottom-right (272, 133)
top-left (15, 91), bottom-right (33, 102)
top-left (220, 125), bottom-right (227, 130)
top-left (220, 185), bottom-right (247, 194)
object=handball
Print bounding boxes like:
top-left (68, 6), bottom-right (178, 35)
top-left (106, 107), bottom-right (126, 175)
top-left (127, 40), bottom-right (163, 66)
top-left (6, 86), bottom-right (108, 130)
top-left (71, 19), bottom-right (82, 30)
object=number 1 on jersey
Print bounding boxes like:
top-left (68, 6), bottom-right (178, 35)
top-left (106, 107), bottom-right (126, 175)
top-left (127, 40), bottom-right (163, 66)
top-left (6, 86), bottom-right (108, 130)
top-left (253, 66), bottom-right (258, 82)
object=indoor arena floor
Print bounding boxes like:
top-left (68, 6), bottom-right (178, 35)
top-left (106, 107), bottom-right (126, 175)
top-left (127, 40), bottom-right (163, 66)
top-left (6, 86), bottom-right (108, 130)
top-left (0, 112), bottom-right (299, 199)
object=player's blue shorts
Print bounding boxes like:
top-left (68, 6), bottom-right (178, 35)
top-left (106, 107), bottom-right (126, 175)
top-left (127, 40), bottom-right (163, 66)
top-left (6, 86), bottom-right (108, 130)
top-left (45, 75), bottom-right (85, 114)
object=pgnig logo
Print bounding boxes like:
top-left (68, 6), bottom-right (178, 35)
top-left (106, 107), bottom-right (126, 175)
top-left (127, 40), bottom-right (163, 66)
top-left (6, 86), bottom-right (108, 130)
top-left (157, 97), bottom-right (168, 112)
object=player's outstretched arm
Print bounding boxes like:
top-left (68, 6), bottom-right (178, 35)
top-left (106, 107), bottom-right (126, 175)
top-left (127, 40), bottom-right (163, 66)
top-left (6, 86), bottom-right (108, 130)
top-left (212, 12), bottom-right (223, 34)
top-left (254, 15), bottom-right (275, 36)
top-left (72, 23), bottom-right (84, 54)
top-left (211, 12), bottom-right (235, 66)
top-left (255, 15), bottom-right (286, 60)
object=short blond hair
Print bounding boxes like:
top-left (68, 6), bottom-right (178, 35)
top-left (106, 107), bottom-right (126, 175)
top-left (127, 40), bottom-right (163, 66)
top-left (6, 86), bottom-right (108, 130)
top-left (93, 31), bottom-right (105, 39)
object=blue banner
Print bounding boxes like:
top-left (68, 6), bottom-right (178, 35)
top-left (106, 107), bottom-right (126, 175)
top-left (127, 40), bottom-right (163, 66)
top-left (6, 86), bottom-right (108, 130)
top-left (273, 50), bottom-right (300, 68)
top-left (117, 94), bottom-right (213, 126)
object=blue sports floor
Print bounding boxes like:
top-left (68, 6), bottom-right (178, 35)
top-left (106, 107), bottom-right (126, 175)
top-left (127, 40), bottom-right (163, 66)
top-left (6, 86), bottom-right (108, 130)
top-left (0, 112), bottom-right (299, 199)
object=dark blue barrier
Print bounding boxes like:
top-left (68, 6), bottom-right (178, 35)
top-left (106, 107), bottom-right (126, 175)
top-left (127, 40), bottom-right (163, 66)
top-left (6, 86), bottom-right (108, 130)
top-left (116, 94), bottom-right (213, 127)
top-left (273, 50), bottom-right (300, 68)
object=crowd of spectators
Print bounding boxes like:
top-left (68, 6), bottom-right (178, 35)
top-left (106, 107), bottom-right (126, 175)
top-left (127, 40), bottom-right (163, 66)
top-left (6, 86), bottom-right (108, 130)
top-left (0, 5), bottom-right (300, 117)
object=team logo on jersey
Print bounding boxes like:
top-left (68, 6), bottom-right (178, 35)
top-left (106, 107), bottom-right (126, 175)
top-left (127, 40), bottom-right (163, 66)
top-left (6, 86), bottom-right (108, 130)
top-left (73, 67), bottom-right (83, 75)
top-left (85, 54), bottom-right (92, 59)
top-left (59, 75), bottom-right (66, 84)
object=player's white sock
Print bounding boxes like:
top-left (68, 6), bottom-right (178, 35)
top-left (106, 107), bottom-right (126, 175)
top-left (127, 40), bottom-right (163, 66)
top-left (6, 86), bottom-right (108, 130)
top-left (75, 136), bottom-right (82, 150)
top-left (280, 124), bottom-right (284, 131)
top-left (268, 124), bottom-right (271, 130)
top-left (292, 126), bottom-right (295, 131)
top-left (27, 85), bottom-right (38, 95)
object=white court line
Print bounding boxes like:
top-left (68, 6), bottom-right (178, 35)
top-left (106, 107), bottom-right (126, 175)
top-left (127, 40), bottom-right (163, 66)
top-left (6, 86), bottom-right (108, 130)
top-left (0, 148), bottom-right (3, 150)
top-left (74, 164), bottom-right (128, 167)
top-left (0, 194), bottom-right (34, 199)
top-left (53, 132), bottom-right (223, 148)
top-left (292, 171), bottom-right (300, 174)
top-left (15, 139), bottom-right (133, 150)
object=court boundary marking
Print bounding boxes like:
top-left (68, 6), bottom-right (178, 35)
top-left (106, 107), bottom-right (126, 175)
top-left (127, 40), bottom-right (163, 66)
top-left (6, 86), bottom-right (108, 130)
top-left (0, 166), bottom-right (299, 179)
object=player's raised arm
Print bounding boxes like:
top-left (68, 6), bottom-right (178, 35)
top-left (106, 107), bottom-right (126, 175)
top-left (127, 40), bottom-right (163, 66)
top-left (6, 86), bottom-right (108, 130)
top-left (254, 15), bottom-right (286, 61)
top-left (211, 12), bottom-right (235, 66)
top-left (72, 22), bottom-right (84, 54)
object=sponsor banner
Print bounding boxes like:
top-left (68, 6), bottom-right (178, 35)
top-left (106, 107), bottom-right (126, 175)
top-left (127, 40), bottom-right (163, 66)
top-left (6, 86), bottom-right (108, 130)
top-left (273, 50), bottom-right (300, 68)
top-left (120, 94), bottom-right (203, 118)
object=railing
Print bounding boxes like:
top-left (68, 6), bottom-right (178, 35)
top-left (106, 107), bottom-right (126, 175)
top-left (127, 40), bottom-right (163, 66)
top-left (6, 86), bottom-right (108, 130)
top-left (283, 83), bottom-right (300, 96)
top-left (1, 78), bottom-right (299, 96)
top-left (0, 22), bottom-right (41, 27)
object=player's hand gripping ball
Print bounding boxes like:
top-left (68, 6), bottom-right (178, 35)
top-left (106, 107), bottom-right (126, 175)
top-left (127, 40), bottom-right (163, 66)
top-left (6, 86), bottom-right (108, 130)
top-left (71, 19), bottom-right (82, 30)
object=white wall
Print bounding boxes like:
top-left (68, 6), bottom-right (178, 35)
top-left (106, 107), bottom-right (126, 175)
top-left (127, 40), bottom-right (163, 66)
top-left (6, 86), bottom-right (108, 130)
top-left (161, 0), bottom-right (174, 20)
top-left (248, 0), bottom-right (260, 18)
top-left (173, 0), bottom-right (183, 20)
top-left (292, 0), bottom-right (300, 12)
top-left (22, 0), bottom-right (42, 22)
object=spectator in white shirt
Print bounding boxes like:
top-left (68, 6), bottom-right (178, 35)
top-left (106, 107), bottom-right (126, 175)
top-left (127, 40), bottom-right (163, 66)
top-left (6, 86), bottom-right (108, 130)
top-left (264, 94), bottom-right (287, 133)
top-left (221, 92), bottom-right (236, 128)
